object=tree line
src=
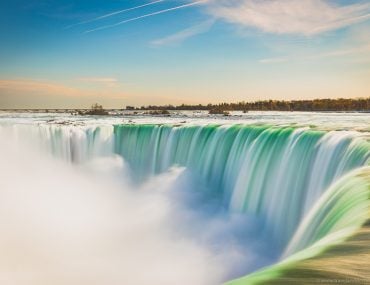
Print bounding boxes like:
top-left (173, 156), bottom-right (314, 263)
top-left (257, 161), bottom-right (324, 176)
top-left (126, 98), bottom-right (370, 112)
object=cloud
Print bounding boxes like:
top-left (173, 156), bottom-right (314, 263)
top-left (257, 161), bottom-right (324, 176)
top-left (259, 43), bottom-right (370, 64)
top-left (85, 1), bottom-right (206, 33)
top-left (77, 77), bottom-right (119, 87)
top-left (0, 78), bottom-right (122, 99)
top-left (202, 0), bottom-right (370, 36)
top-left (0, 78), bottom-right (120, 98)
top-left (0, 78), bottom-right (198, 109)
top-left (0, 79), bottom-right (132, 109)
top-left (77, 77), bottom-right (117, 83)
top-left (151, 20), bottom-right (214, 46)
top-left (259, 57), bottom-right (289, 64)
top-left (0, 79), bottom-right (88, 97)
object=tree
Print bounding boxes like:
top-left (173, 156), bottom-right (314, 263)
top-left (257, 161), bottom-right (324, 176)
top-left (80, 103), bottom-right (108, 115)
top-left (91, 103), bottom-right (103, 111)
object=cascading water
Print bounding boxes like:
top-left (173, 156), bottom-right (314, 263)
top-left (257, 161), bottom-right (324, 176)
top-left (1, 117), bottom-right (370, 284)
top-left (113, 124), bottom-right (369, 249)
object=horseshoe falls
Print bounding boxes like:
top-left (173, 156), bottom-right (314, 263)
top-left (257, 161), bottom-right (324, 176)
top-left (0, 113), bottom-right (370, 285)
top-left (113, 124), bottom-right (369, 248)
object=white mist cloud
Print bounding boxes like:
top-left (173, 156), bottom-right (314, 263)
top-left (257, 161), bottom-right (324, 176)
top-left (202, 0), bottom-right (370, 36)
top-left (151, 20), bottom-right (214, 46)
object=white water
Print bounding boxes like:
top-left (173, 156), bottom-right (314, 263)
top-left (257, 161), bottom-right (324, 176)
top-left (1, 111), bottom-right (370, 131)
top-left (0, 129), bottom-right (276, 285)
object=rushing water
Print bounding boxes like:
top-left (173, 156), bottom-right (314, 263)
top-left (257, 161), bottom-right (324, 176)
top-left (0, 112), bottom-right (369, 284)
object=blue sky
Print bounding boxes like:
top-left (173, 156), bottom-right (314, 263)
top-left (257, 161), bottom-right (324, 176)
top-left (0, 0), bottom-right (369, 108)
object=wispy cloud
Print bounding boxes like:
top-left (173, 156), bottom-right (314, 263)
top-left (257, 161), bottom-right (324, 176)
top-left (66, 0), bottom-right (166, 29)
top-left (77, 77), bottom-right (119, 87)
top-left (259, 57), bottom-right (289, 64)
top-left (77, 77), bottom-right (117, 83)
top-left (85, 1), bottom-right (206, 33)
top-left (259, 44), bottom-right (370, 64)
top-left (0, 79), bottom-right (88, 97)
top-left (0, 79), bottom-right (132, 109)
top-left (203, 0), bottom-right (370, 36)
top-left (151, 19), bottom-right (214, 46)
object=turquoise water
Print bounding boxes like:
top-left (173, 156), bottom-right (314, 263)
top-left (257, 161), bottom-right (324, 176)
top-left (113, 124), bottom-right (370, 250)
top-left (1, 120), bottom-right (370, 283)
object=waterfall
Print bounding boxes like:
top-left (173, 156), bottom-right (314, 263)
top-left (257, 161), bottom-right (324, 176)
top-left (113, 124), bottom-right (370, 248)
top-left (1, 122), bottom-right (370, 284)
top-left (228, 166), bottom-right (370, 284)
top-left (5, 123), bottom-right (369, 246)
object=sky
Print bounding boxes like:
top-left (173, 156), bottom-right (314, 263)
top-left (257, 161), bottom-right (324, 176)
top-left (0, 0), bottom-right (370, 108)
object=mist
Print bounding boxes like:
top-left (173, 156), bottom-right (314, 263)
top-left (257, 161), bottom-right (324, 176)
top-left (0, 131), bottom-right (277, 285)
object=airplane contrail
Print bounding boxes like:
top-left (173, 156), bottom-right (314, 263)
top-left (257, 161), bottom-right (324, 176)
top-left (66, 0), bottom-right (166, 29)
top-left (85, 1), bottom-right (206, 33)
